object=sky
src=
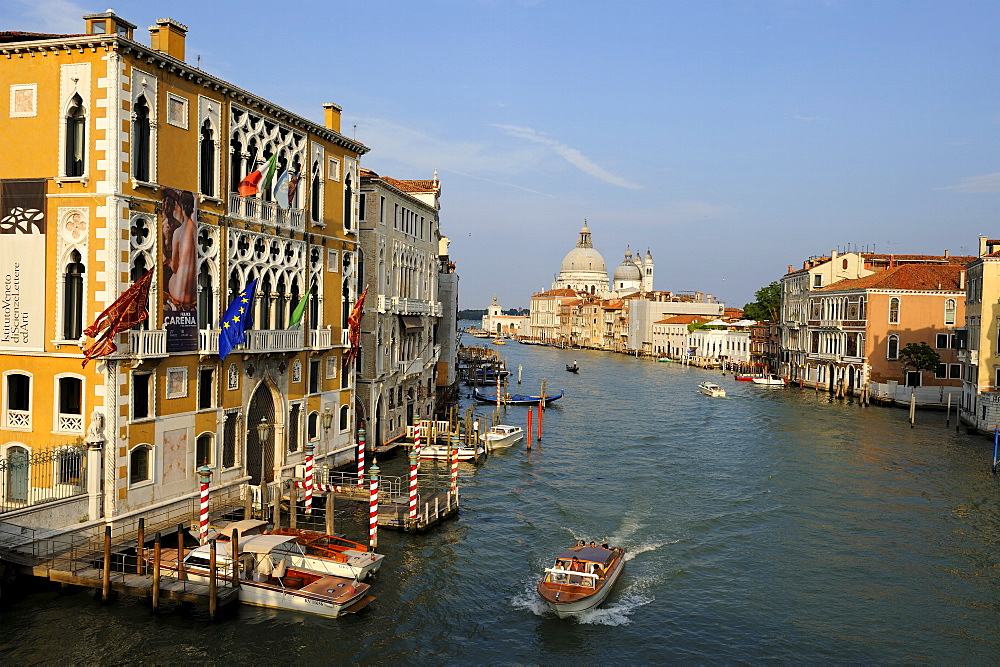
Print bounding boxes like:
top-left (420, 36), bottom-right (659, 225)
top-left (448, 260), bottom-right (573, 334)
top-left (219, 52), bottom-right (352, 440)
top-left (6, 0), bottom-right (1000, 310)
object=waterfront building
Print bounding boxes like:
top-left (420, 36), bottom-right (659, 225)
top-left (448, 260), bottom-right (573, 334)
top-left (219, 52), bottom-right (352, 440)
top-left (687, 320), bottom-right (752, 366)
top-left (481, 297), bottom-right (528, 336)
top-left (528, 288), bottom-right (577, 342)
top-left (805, 263), bottom-right (965, 395)
top-left (750, 321), bottom-right (780, 372)
top-left (356, 168), bottom-right (454, 448)
top-left (651, 315), bottom-right (711, 359)
top-left (0, 12), bottom-right (365, 527)
top-left (959, 237), bottom-right (1000, 430)
top-left (627, 292), bottom-right (724, 356)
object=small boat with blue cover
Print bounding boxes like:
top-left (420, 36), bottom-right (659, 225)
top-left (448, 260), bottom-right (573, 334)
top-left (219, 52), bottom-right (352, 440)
top-left (471, 387), bottom-right (565, 405)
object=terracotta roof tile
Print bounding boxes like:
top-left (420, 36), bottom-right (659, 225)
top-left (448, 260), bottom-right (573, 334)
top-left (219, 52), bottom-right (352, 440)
top-left (815, 263), bottom-right (965, 292)
top-left (655, 315), bottom-right (712, 325)
top-left (381, 176), bottom-right (439, 193)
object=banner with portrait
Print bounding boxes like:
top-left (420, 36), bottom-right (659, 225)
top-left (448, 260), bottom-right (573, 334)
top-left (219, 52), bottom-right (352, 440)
top-left (161, 187), bottom-right (198, 352)
top-left (0, 178), bottom-right (46, 351)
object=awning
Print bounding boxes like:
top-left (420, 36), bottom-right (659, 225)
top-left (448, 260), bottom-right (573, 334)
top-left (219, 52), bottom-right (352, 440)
top-left (400, 315), bottom-right (423, 332)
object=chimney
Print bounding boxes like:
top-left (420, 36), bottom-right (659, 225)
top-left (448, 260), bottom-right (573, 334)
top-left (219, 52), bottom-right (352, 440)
top-left (148, 18), bottom-right (188, 61)
top-left (323, 103), bottom-right (342, 133)
top-left (959, 270), bottom-right (966, 290)
top-left (787, 265), bottom-right (794, 274)
top-left (979, 235), bottom-right (988, 258)
top-left (944, 249), bottom-right (950, 258)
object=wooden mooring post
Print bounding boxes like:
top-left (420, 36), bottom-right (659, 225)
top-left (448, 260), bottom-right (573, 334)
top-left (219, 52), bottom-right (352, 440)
top-left (208, 539), bottom-right (218, 621)
top-left (101, 525), bottom-right (112, 603)
top-left (909, 391), bottom-right (916, 427)
top-left (136, 518), bottom-right (144, 574)
top-left (946, 393), bottom-right (952, 426)
top-left (231, 528), bottom-right (241, 591)
top-left (325, 492), bottom-right (335, 535)
top-left (152, 533), bottom-right (161, 611)
top-left (289, 484), bottom-right (297, 529)
top-left (176, 523), bottom-right (186, 581)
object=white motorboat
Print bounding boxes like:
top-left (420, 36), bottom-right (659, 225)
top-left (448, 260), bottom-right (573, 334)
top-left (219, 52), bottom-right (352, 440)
top-left (418, 442), bottom-right (486, 462)
top-left (537, 543), bottom-right (626, 618)
top-left (158, 535), bottom-right (374, 618)
top-left (211, 520), bottom-right (383, 580)
top-left (751, 374), bottom-right (786, 386)
top-left (699, 381), bottom-right (726, 397)
top-left (483, 424), bottom-right (524, 450)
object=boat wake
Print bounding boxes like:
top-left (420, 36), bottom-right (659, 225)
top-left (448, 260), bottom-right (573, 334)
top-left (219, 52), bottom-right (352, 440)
top-left (623, 539), bottom-right (677, 562)
top-left (510, 579), bottom-right (653, 626)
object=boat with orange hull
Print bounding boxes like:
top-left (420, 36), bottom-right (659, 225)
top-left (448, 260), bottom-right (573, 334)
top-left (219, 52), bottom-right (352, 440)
top-left (536, 543), bottom-right (625, 618)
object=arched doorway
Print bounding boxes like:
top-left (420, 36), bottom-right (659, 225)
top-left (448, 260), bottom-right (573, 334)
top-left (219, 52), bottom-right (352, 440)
top-left (246, 382), bottom-right (278, 486)
top-left (6, 445), bottom-right (29, 502)
top-left (374, 396), bottom-right (385, 449)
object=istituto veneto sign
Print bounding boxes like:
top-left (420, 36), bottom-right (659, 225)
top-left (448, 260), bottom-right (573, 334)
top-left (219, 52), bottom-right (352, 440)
top-left (0, 179), bottom-right (45, 351)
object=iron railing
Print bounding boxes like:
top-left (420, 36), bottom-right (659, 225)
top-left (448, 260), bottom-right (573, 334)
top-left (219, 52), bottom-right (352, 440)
top-left (0, 443), bottom-right (87, 515)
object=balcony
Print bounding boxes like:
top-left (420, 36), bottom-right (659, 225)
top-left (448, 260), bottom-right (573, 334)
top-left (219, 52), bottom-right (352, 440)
top-left (245, 329), bottom-right (304, 353)
top-left (958, 349), bottom-right (978, 364)
top-left (308, 328), bottom-right (333, 350)
top-left (228, 193), bottom-right (305, 232)
top-left (128, 329), bottom-right (168, 358)
top-left (57, 413), bottom-right (84, 433)
top-left (377, 295), bottom-right (442, 317)
top-left (199, 329), bottom-right (219, 354)
top-left (397, 358), bottom-right (424, 377)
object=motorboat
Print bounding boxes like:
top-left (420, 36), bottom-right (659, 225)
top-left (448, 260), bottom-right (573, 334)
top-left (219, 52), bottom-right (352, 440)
top-left (537, 543), bottom-right (626, 618)
top-left (734, 373), bottom-right (762, 382)
top-left (483, 424), bottom-right (524, 450)
top-left (210, 519), bottom-right (384, 580)
top-left (699, 381), bottom-right (726, 397)
top-left (752, 374), bottom-right (786, 386)
top-left (158, 535), bottom-right (374, 618)
top-left (493, 338), bottom-right (506, 345)
top-left (472, 387), bottom-right (565, 405)
top-left (656, 357), bottom-right (675, 363)
top-left (419, 442), bottom-right (487, 462)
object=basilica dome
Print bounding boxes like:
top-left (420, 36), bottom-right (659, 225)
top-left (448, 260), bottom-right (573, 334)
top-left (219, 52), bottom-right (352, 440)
top-left (613, 248), bottom-right (641, 283)
top-left (552, 222), bottom-right (610, 295)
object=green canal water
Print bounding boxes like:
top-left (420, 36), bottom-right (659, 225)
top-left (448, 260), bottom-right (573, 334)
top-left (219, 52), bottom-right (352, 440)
top-left (3, 331), bottom-right (1000, 662)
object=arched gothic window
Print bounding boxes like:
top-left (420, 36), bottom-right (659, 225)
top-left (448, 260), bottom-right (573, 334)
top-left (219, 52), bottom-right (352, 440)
top-left (944, 298), bottom-right (956, 326)
top-left (65, 94), bottom-right (86, 177)
top-left (200, 120), bottom-right (215, 196)
top-left (63, 250), bottom-right (85, 340)
top-left (132, 95), bottom-right (151, 181)
top-left (887, 334), bottom-right (899, 360)
top-left (889, 297), bottom-right (900, 324)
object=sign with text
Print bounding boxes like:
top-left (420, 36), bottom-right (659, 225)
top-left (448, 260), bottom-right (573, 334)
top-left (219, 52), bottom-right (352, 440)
top-left (0, 179), bottom-right (45, 351)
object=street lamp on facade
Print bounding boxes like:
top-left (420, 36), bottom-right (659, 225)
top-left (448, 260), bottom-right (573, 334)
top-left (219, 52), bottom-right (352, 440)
top-left (256, 417), bottom-right (270, 487)
top-left (321, 406), bottom-right (334, 456)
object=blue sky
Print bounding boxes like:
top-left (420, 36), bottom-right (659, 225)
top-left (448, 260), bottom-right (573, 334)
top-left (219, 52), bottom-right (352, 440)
top-left (7, 0), bottom-right (1000, 310)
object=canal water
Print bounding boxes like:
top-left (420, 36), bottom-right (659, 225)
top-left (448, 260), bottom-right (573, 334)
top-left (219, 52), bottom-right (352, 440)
top-left (3, 331), bottom-right (1000, 662)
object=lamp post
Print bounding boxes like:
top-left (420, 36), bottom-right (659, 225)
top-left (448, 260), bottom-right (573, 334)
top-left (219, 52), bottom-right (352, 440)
top-left (321, 406), bottom-right (334, 458)
top-left (256, 417), bottom-right (270, 488)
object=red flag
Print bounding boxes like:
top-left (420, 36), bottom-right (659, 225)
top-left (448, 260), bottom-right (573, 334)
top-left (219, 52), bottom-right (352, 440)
top-left (82, 268), bottom-right (154, 367)
top-left (237, 154), bottom-right (277, 197)
top-left (343, 286), bottom-right (368, 367)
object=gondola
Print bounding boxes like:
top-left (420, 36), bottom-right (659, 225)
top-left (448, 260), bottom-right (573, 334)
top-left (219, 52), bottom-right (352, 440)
top-left (566, 364), bottom-right (579, 373)
top-left (471, 387), bottom-right (565, 405)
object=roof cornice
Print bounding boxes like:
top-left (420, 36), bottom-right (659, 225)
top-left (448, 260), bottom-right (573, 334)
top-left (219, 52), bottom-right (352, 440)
top-left (0, 34), bottom-right (368, 156)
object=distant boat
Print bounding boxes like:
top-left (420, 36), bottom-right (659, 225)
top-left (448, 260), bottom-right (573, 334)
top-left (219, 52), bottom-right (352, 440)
top-left (752, 375), bottom-right (786, 386)
top-left (493, 338), bottom-right (506, 345)
top-left (656, 357), bottom-right (675, 363)
top-left (472, 387), bottom-right (565, 405)
top-left (734, 373), bottom-right (762, 382)
top-left (566, 363), bottom-right (579, 373)
top-left (699, 381), bottom-right (726, 397)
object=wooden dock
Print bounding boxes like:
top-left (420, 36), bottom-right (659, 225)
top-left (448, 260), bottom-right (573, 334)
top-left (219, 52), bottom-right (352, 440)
top-left (377, 491), bottom-right (459, 533)
top-left (46, 566), bottom-right (240, 607)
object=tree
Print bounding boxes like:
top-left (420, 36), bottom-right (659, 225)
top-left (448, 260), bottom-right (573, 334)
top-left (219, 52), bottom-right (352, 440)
top-left (898, 342), bottom-right (941, 374)
top-left (743, 281), bottom-right (781, 321)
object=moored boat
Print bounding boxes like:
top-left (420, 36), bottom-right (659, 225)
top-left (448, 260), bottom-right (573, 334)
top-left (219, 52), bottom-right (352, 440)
top-left (472, 388), bottom-right (565, 405)
top-left (699, 381), bottom-right (726, 397)
top-left (537, 542), bottom-right (625, 618)
top-left (158, 535), bottom-right (374, 618)
top-left (752, 374), bottom-right (786, 386)
top-left (210, 519), bottom-right (384, 580)
top-left (419, 442), bottom-right (487, 462)
top-left (483, 424), bottom-right (524, 449)
top-left (734, 373), bottom-right (762, 382)
top-left (656, 357), bottom-right (675, 363)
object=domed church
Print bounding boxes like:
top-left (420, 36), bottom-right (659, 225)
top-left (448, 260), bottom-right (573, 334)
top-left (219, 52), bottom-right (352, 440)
top-left (551, 222), bottom-right (653, 297)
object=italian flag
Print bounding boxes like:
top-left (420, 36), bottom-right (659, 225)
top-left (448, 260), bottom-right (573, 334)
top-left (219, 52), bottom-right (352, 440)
top-left (237, 154), bottom-right (277, 197)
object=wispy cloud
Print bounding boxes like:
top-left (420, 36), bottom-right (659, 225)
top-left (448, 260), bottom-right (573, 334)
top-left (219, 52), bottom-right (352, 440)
top-left (7, 0), bottom-right (86, 33)
top-left (794, 115), bottom-right (822, 122)
top-left (493, 124), bottom-right (642, 190)
top-left (937, 173), bottom-right (1000, 193)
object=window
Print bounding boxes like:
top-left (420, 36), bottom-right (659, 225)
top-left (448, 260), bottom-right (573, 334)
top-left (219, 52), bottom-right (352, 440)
top-left (197, 263), bottom-right (214, 329)
top-left (129, 444), bottom-right (152, 485)
top-left (944, 299), bottom-right (956, 326)
top-left (310, 162), bottom-right (321, 224)
top-left (327, 156), bottom-right (340, 181)
top-left (936, 333), bottom-right (950, 349)
top-left (887, 334), bottom-right (899, 360)
top-left (132, 372), bottom-right (151, 420)
top-left (889, 298), bottom-right (900, 324)
top-left (4, 372), bottom-right (31, 429)
top-left (358, 192), bottom-right (366, 221)
top-left (57, 376), bottom-right (82, 432)
top-left (309, 359), bottom-right (320, 394)
top-left (379, 196), bottom-right (385, 225)
top-left (339, 405), bottom-right (349, 431)
top-left (288, 404), bottom-right (300, 453)
top-left (65, 94), bottom-right (86, 177)
top-left (196, 432), bottom-right (214, 467)
top-left (813, 274), bottom-right (822, 288)
top-left (950, 364), bottom-right (962, 379)
top-left (222, 411), bottom-right (237, 468)
top-left (62, 250), bottom-right (85, 340)
top-left (343, 175), bottom-right (353, 230)
top-left (308, 412), bottom-right (319, 441)
top-left (199, 120), bottom-right (215, 196)
top-left (198, 367), bottom-right (214, 410)
top-left (935, 364), bottom-right (947, 379)
top-left (132, 95), bottom-right (151, 181)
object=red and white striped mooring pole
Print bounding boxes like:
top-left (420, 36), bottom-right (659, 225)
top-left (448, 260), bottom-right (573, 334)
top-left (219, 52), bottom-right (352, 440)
top-left (198, 464), bottom-right (211, 545)
top-left (304, 440), bottom-right (315, 515)
top-left (357, 424), bottom-right (366, 487)
top-left (413, 421), bottom-right (422, 467)
top-left (369, 460), bottom-right (380, 550)
top-left (450, 433), bottom-right (460, 496)
top-left (408, 449), bottom-right (418, 521)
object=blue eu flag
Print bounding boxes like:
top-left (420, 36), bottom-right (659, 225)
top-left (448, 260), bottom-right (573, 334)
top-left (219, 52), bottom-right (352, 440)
top-left (219, 279), bottom-right (258, 361)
